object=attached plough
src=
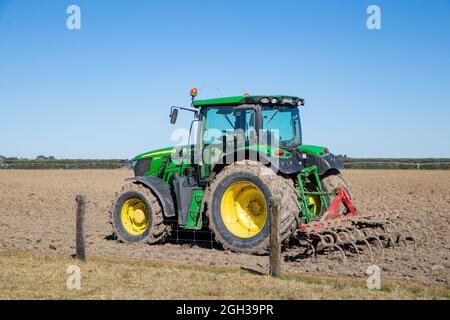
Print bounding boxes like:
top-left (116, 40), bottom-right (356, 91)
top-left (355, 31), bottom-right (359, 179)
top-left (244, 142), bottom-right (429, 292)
top-left (295, 168), bottom-right (436, 262)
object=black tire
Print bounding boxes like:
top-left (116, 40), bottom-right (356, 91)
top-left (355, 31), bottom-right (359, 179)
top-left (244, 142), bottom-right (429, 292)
top-left (321, 172), bottom-right (352, 203)
top-left (110, 183), bottom-right (171, 244)
top-left (206, 160), bottom-right (298, 254)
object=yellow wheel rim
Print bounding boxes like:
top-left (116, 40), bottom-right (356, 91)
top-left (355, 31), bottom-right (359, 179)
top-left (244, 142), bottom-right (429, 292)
top-left (120, 198), bottom-right (149, 236)
top-left (220, 182), bottom-right (268, 239)
top-left (309, 195), bottom-right (319, 216)
top-left (305, 183), bottom-right (322, 217)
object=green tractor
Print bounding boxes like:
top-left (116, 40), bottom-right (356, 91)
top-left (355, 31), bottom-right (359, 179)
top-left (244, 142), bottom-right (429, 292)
top-left (110, 90), bottom-right (352, 254)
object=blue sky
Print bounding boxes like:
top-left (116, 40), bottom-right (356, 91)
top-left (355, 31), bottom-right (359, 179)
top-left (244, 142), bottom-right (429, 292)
top-left (0, 0), bottom-right (449, 159)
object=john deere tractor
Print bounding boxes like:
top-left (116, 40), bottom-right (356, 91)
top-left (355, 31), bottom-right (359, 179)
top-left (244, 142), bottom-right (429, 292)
top-left (111, 90), bottom-right (350, 254)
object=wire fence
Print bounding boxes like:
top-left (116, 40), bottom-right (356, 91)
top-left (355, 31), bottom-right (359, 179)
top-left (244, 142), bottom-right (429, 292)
top-left (167, 227), bottom-right (220, 249)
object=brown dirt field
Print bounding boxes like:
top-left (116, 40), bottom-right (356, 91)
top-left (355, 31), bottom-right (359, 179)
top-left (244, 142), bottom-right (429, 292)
top-left (0, 169), bottom-right (449, 288)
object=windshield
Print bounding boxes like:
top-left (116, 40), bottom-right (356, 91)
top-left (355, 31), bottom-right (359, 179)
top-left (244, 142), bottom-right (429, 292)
top-left (261, 106), bottom-right (301, 148)
top-left (202, 106), bottom-right (256, 145)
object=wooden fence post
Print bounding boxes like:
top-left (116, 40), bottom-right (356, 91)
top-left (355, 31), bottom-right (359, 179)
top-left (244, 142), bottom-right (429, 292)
top-left (269, 197), bottom-right (281, 277)
top-left (75, 195), bottom-right (86, 261)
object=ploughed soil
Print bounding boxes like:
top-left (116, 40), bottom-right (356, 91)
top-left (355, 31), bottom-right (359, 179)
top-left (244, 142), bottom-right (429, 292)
top-left (0, 169), bottom-right (448, 287)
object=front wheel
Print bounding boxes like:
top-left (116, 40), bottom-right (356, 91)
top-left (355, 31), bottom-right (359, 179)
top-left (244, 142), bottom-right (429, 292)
top-left (206, 161), bottom-right (299, 255)
top-left (110, 183), bottom-right (171, 244)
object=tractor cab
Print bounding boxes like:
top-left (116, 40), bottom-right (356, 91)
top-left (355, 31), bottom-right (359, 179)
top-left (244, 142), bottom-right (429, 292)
top-left (174, 89), bottom-right (305, 148)
top-left (196, 97), bottom-right (303, 148)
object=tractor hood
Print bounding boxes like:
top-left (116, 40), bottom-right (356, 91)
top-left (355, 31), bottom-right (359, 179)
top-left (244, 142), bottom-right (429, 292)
top-left (297, 145), bottom-right (330, 157)
top-left (134, 147), bottom-right (176, 161)
top-left (132, 146), bottom-right (193, 177)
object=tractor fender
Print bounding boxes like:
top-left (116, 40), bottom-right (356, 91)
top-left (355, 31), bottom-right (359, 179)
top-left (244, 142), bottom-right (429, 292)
top-left (303, 153), bottom-right (343, 176)
top-left (125, 176), bottom-right (176, 218)
top-left (211, 149), bottom-right (302, 175)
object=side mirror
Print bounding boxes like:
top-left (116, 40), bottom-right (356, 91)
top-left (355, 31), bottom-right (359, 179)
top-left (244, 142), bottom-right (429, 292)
top-left (170, 108), bottom-right (179, 124)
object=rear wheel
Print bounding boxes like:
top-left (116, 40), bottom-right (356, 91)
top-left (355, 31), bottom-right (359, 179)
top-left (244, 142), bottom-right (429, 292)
top-left (110, 183), bottom-right (171, 244)
top-left (321, 172), bottom-right (352, 203)
top-left (206, 161), bottom-right (298, 254)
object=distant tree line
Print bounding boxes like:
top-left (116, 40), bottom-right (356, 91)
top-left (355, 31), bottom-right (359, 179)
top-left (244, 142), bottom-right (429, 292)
top-left (0, 155), bottom-right (57, 161)
top-left (36, 155), bottom-right (56, 160)
top-left (0, 156), bottom-right (131, 169)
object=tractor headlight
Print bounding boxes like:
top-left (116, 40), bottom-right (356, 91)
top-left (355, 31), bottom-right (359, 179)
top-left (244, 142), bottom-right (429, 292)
top-left (132, 160), bottom-right (138, 168)
top-left (271, 98), bottom-right (278, 104)
top-left (260, 97), bottom-right (270, 104)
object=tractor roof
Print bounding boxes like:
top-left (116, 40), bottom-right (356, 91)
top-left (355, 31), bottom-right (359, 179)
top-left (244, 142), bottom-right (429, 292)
top-left (192, 95), bottom-right (304, 108)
